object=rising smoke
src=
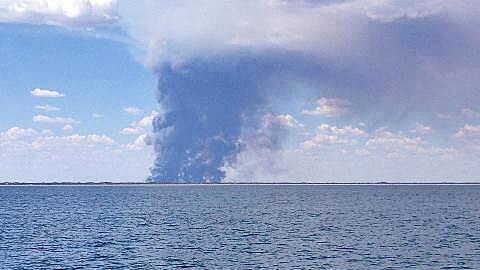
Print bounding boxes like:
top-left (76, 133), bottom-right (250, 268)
top-left (120, 0), bottom-right (480, 183)
top-left (146, 48), bottom-right (379, 183)
top-left (147, 52), bottom-right (311, 183)
top-left (148, 55), bottom-right (263, 183)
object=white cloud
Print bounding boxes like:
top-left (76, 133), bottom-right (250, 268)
top-left (121, 111), bottom-right (159, 137)
top-left (62, 125), bottom-right (73, 131)
top-left (123, 133), bottom-right (152, 151)
top-left (413, 123), bottom-right (434, 135)
top-left (0, 127), bottom-right (37, 141)
top-left (0, 0), bottom-right (119, 28)
top-left (1, 127), bottom-right (113, 151)
top-left (41, 129), bottom-right (54, 136)
top-left (31, 134), bottom-right (115, 150)
top-left (302, 97), bottom-right (350, 117)
top-left (0, 126), bottom-right (153, 182)
top-left (130, 110), bottom-right (159, 128)
top-left (34, 104), bottom-right (60, 111)
top-left (302, 126), bottom-right (459, 159)
top-left (366, 128), bottom-right (424, 152)
top-left (360, 0), bottom-right (448, 22)
top-left (30, 88), bottom-right (64, 98)
top-left (462, 108), bottom-right (480, 119)
top-left (33, 115), bottom-right (79, 125)
top-left (123, 106), bottom-right (143, 115)
top-left (121, 126), bottom-right (143, 135)
top-left (274, 114), bottom-right (304, 128)
top-left (454, 124), bottom-right (480, 138)
top-left (302, 134), bottom-right (354, 149)
top-left (86, 134), bottom-right (115, 144)
top-left (453, 124), bottom-right (480, 154)
top-left (302, 124), bottom-right (367, 150)
top-left (92, 113), bottom-right (103, 118)
top-left (318, 124), bottom-right (368, 137)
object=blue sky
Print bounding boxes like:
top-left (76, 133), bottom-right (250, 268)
top-left (1, 0), bottom-right (480, 182)
top-left (0, 23), bottom-right (157, 138)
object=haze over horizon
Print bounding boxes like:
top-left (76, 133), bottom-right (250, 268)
top-left (1, 0), bottom-right (480, 183)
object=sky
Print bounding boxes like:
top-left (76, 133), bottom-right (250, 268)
top-left (0, 0), bottom-right (479, 183)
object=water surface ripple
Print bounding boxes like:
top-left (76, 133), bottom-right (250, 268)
top-left (1, 185), bottom-right (479, 269)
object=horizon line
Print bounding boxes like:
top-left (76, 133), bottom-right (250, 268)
top-left (1, 182), bottom-right (480, 186)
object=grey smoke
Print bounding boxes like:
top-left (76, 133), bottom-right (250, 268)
top-left (147, 51), bottom-right (331, 183)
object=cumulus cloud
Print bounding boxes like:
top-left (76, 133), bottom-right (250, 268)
top-left (41, 129), bottom-right (54, 136)
top-left (302, 124), bottom-right (368, 150)
top-left (62, 124), bottom-right (73, 131)
top-left (454, 124), bottom-right (480, 138)
top-left (413, 123), bottom-right (434, 135)
top-left (130, 110), bottom-right (158, 128)
top-left (28, 133), bottom-right (115, 151)
top-left (123, 133), bottom-right (152, 151)
top-left (92, 113), bottom-right (103, 118)
top-left (121, 110), bottom-right (159, 135)
top-left (273, 114), bottom-right (304, 129)
top-left (34, 104), bottom-right (60, 111)
top-left (123, 106), bottom-right (143, 115)
top-left (0, 127), bottom-right (37, 141)
top-left (453, 124), bottom-right (480, 155)
top-left (360, 0), bottom-right (448, 22)
top-left (302, 97), bottom-right (350, 117)
top-left (119, 111), bottom-right (158, 157)
top-left (120, 126), bottom-right (143, 135)
top-left (30, 88), bottom-right (65, 98)
top-left (320, 124), bottom-right (368, 137)
top-left (0, 126), bottom-right (154, 182)
top-left (366, 128), bottom-right (425, 153)
top-left (33, 115), bottom-right (79, 124)
top-left (0, 0), bottom-right (119, 28)
top-left (299, 123), bottom-right (457, 162)
top-left (86, 134), bottom-right (114, 144)
top-left (1, 127), bottom-right (114, 153)
top-left (301, 124), bottom-right (459, 160)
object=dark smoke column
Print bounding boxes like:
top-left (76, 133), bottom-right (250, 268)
top-left (147, 55), bottom-right (267, 184)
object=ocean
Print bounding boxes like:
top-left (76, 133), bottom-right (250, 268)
top-left (1, 185), bottom-right (479, 269)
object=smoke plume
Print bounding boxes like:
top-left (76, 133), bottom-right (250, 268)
top-left (118, 0), bottom-right (480, 183)
top-left (147, 52), bottom-right (308, 183)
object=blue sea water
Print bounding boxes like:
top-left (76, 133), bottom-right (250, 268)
top-left (0, 185), bottom-right (479, 269)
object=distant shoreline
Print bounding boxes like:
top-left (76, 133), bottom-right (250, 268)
top-left (1, 182), bottom-right (480, 186)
